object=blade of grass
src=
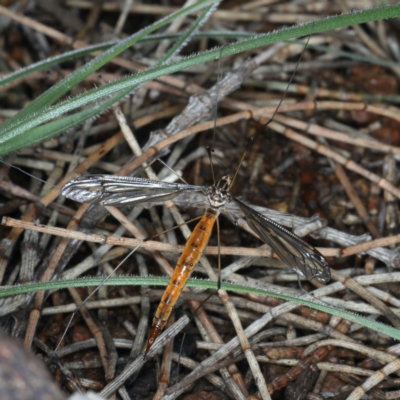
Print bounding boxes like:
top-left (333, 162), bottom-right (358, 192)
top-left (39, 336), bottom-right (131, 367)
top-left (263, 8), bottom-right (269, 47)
top-left (0, 5), bottom-right (400, 155)
top-left (0, 0), bottom-right (219, 137)
top-left (2, 275), bottom-right (400, 341)
top-left (0, 31), bottom-right (252, 90)
top-left (1, 5), bottom-right (399, 155)
top-left (0, 3), bottom-right (219, 154)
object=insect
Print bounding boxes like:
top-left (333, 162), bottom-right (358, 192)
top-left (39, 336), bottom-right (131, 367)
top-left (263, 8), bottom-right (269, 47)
top-left (61, 155), bottom-right (331, 354)
top-left (61, 28), bottom-right (329, 356)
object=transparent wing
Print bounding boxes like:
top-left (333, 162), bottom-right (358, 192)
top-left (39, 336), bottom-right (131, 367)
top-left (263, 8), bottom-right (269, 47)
top-left (61, 175), bottom-right (205, 206)
top-left (233, 197), bottom-right (330, 283)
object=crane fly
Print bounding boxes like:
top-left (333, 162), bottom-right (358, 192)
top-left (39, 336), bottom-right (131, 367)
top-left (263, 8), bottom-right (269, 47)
top-left (61, 163), bottom-right (331, 354)
top-left (61, 29), bottom-right (329, 355)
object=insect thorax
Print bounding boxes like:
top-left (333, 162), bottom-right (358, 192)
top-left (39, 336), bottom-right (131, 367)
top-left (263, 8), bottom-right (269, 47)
top-left (205, 175), bottom-right (233, 208)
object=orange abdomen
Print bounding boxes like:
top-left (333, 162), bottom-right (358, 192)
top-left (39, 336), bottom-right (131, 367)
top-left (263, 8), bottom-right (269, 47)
top-left (145, 207), bottom-right (219, 354)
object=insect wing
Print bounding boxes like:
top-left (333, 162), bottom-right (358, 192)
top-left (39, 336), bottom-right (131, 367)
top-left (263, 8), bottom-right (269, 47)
top-left (233, 197), bottom-right (330, 283)
top-left (61, 175), bottom-right (205, 206)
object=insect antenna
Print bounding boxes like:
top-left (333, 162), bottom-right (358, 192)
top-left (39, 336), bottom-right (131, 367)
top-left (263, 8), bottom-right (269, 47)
top-left (206, 146), bottom-right (217, 185)
top-left (230, 32), bottom-right (313, 190)
top-left (210, 46), bottom-right (227, 155)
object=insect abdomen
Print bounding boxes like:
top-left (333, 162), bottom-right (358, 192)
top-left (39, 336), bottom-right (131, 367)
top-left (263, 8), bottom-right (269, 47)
top-left (145, 207), bottom-right (219, 354)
